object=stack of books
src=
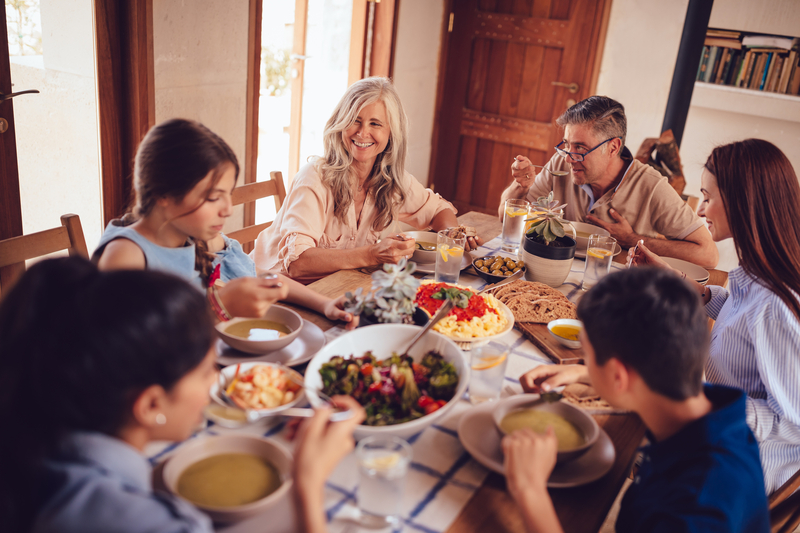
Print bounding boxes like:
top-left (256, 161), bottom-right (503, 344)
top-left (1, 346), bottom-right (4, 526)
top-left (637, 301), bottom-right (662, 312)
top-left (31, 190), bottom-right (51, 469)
top-left (696, 29), bottom-right (800, 96)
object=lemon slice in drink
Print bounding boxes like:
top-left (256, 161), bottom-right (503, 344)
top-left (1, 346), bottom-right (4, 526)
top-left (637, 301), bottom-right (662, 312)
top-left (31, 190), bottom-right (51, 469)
top-left (471, 353), bottom-right (507, 371)
top-left (439, 244), bottom-right (449, 262)
top-left (447, 246), bottom-right (464, 259)
top-left (505, 207), bottom-right (528, 217)
top-left (362, 453), bottom-right (401, 471)
top-left (586, 248), bottom-right (613, 259)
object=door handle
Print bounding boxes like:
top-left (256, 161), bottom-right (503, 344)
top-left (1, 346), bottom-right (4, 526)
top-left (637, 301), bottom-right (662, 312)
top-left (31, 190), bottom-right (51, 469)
top-left (290, 54), bottom-right (309, 61)
top-left (551, 82), bottom-right (579, 94)
top-left (0, 89), bottom-right (40, 101)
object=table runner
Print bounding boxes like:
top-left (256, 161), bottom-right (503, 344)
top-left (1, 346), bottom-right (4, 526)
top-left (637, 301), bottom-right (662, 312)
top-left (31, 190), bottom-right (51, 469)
top-left (145, 237), bottom-right (617, 532)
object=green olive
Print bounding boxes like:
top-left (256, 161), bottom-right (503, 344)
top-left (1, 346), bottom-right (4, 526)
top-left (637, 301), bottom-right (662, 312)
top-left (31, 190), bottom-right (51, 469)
top-left (480, 266), bottom-right (489, 273)
top-left (512, 267), bottom-right (521, 274)
top-left (475, 259), bottom-right (484, 268)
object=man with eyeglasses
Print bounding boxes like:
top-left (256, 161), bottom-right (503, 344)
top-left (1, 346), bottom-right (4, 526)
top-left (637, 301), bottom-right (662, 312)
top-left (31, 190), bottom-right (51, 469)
top-left (498, 96), bottom-right (718, 267)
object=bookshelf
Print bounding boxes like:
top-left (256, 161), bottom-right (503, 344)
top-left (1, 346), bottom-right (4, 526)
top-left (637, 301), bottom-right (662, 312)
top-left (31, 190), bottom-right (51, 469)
top-left (692, 82), bottom-right (800, 122)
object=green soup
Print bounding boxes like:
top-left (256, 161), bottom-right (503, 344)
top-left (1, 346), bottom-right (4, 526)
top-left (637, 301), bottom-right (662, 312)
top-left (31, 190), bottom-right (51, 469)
top-left (225, 320), bottom-right (291, 341)
top-left (500, 409), bottom-right (585, 451)
top-left (177, 453), bottom-right (282, 508)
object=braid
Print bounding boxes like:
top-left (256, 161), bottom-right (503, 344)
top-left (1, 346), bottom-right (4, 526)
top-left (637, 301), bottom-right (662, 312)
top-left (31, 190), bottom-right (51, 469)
top-left (193, 238), bottom-right (216, 287)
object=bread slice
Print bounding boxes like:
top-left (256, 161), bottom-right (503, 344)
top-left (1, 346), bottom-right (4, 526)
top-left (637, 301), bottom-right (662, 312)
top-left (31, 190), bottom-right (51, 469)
top-left (492, 280), bottom-right (564, 304)
top-left (505, 294), bottom-right (577, 324)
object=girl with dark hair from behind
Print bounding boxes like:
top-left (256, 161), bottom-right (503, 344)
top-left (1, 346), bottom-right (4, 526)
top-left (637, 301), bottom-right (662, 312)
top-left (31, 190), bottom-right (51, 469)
top-left (93, 118), bottom-right (357, 327)
top-left (0, 257), bottom-right (364, 533)
top-left (629, 138), bottom-right (800, 495)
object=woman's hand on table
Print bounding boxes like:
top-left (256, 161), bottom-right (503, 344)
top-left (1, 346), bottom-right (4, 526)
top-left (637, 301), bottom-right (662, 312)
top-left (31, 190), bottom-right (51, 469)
top-left (324, 295), bottom-right (359, 330)
top-left (218, 276), bottom-right (289, 318)
top-left (503, 427), bottom-right (558, 499)
top-left (370, 235), bottom-right (416, 264)
top-left (520, 364), bottom-right (590, 393)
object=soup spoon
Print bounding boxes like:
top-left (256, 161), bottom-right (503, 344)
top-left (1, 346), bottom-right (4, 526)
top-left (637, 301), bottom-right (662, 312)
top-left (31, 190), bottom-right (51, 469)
top-left (513, 159), bottom-right (570, 177)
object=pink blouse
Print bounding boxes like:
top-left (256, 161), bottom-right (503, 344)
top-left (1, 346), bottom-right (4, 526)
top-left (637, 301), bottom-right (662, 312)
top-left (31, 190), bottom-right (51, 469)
top-left (251, 163), bottom-right (457, 277)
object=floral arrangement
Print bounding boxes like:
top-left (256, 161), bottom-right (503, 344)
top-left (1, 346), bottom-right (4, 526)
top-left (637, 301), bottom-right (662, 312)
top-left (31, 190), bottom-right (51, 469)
top-left (525, 191), bottom-right (569, 245)
top-left (343, 258), bottom-right (421, 324)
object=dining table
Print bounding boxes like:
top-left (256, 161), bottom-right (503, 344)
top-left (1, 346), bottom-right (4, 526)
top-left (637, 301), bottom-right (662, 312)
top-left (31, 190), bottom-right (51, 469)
top-left (149, 210), bottom-right (727, 533)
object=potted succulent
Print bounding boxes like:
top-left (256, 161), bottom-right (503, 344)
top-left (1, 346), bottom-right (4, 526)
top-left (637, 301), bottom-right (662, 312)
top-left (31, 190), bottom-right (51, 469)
top-left (343, 258), bottom-right (428, 326)
top-left (521, 192), bottom-right (577, 287)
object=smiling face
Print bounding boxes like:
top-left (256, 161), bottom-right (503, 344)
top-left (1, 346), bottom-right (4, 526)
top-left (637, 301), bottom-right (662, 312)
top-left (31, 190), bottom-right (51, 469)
top-left (561, 124), bottom-right (619, 186)
top-left (698, 169), bottom-right (732, 242)
top-left (343, 100), bottom-right (390, 168)
top-left (165, 163), bottom-right (236, 242)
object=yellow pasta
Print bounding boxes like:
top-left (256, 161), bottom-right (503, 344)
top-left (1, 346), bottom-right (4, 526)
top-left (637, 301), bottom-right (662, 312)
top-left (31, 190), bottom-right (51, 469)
top-left (416, 281), bottom-right (509, 339)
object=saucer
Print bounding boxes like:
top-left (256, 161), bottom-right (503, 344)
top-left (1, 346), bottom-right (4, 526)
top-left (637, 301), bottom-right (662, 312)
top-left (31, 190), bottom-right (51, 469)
top-left (217, 319), bottom-right (326, 367)
top-left (457, 400), bottom-right (615, 488)
top-left (662, 257), bottom-right (710, 283)
top-left (412, 251), bottom-right (473, 275)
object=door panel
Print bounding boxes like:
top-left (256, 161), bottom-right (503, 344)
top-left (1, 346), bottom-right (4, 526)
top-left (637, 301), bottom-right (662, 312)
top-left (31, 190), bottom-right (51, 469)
top-left (431, 0), bottom-right (608, 215)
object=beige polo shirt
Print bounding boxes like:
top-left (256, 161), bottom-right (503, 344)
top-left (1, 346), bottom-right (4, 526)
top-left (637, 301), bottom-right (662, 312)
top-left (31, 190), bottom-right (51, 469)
top-left (525, 148), bottom-right (704, 241)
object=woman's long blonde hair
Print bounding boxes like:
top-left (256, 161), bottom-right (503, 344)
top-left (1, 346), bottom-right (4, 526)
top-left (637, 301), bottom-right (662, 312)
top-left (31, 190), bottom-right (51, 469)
top-left (316, 77), bottom-right (408, 232)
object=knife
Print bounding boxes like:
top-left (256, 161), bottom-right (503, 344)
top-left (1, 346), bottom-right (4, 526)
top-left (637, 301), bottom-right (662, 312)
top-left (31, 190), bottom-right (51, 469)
top-left (477, 268), bottom-right (524, 295)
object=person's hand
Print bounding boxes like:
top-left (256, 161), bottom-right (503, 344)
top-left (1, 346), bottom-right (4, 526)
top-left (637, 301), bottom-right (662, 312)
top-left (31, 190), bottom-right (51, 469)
top-left (293, 396), bottom-right (366, 497)
top-left (585, 207), bottom-right (639, 248)
top-left (626, 240), bottom-right (672, 270)
top-left (465, 234), bottom-right (484, 252)
top-left (503, 427), bottom-right (558, 502)
top-left (324, 294), bottom-right (359, 330)
top-left (511, 155), bottom-right (536, 189)
top-left (217, 276), bottom-right (289, 318)
top-left (519, 364), bottom-right (590, 394)
top-left (370, 235), bottom-right (416, 265)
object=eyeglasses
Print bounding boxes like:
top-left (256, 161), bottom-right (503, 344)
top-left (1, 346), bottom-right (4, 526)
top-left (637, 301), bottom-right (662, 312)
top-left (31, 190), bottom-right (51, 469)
top-left (554, 137), bottom-right (620, 162)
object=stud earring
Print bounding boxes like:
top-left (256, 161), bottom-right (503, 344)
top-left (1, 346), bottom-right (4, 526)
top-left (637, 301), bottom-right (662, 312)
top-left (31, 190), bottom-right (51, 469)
top-left (155, 413), bottom-right (167, 425)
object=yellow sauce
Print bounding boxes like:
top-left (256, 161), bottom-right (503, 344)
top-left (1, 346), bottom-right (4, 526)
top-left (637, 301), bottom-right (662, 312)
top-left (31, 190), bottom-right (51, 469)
top-left (177, 453), bottom-right (281, 508)
top-left (500, 409), bottom-right (585, 451)
top-left (225, 320), bottom-right (291, 341)
top-left (551, 325), bottom-right (580, 341)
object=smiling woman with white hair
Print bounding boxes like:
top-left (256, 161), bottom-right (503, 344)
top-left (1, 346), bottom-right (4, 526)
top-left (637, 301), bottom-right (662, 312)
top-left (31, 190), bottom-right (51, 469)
top-left (252, 77), bottom-right (481, 282)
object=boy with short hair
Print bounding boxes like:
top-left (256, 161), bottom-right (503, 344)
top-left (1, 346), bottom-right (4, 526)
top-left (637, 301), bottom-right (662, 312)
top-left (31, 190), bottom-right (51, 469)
top-left (508, 268), bottom-right (769, 533)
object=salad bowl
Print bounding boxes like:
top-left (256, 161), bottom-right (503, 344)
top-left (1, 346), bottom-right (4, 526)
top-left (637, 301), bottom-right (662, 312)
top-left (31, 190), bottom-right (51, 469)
top-left (304, 324), bottom-right (469, 440)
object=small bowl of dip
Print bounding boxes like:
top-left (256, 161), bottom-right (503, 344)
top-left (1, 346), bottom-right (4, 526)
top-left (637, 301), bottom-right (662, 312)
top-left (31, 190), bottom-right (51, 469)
top-left (215, 305), bottom-right (303, 354)
top-left (547, 318), bottom-right (582, 350)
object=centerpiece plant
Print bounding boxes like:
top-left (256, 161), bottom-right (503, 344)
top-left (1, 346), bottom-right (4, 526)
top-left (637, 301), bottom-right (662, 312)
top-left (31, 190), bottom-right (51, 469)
top-left (343, 258), bottom-right (423, 325)
top-left (525, 191), bottom-right (569, 246)
top-left (521, 191), bottom-right (577, 287)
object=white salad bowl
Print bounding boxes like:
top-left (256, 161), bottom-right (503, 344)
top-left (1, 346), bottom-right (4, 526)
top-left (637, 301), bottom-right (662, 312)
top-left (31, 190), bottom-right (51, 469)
top-left (304, 324), bottom-right (469, 440)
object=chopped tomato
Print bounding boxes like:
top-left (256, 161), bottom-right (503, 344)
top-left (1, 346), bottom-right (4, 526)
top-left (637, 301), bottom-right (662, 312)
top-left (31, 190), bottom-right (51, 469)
top-left (423, 403), bottom-right (441, 415)
top-left (417, 395), bottom-right (434, 408)
top-left (367, 382), bottom-right (382, 393)
top-left (360, 363), bottom-right (374, 376)
top-left (436, 399), bottom-right (447, 408)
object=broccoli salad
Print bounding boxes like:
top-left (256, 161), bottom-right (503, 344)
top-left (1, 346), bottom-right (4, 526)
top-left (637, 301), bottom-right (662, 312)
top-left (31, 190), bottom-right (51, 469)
top-left (319, 351), bottom-right (459, 426)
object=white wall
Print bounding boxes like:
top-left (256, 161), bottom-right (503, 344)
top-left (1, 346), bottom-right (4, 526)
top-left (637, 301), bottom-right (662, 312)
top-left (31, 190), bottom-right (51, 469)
top-left (152, 0), bottom-right (251, 233)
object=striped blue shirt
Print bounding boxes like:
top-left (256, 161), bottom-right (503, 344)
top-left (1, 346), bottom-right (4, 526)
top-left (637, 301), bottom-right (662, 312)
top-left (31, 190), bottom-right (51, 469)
top-left (705, 267), bottom-right (800, 494)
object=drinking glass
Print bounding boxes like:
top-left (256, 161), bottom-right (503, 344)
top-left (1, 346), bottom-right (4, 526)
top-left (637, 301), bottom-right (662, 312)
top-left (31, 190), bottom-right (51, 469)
top-left (356, 435), bottom-right (412, 528)
top-left (435, 229), bottom-right (466, 283)
top-left (501, 199), bottom-right (530, 253)
top-left (468, 345), bottom-right (509, 404)
top-left (581, 235), bottom-right (616, 291)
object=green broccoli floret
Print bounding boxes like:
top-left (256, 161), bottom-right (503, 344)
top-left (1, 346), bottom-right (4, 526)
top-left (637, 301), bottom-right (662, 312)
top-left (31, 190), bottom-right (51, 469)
top-left (421, 350), bottom-right (445, 372)
top-left (428, 363), bottom-right (458, 399)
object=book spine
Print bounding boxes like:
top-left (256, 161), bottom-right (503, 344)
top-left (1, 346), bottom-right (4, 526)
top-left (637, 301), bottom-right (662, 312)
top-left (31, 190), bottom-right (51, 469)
top-left (779, 50), bottom-right (797, 93)
top-left (730, 51), bottom-right (745, 86)
top-left (703, 46), bottom-right (719, 83)
top-left (724, 50), bottom-right (741, 85)
top-left (759, 52), bottom-right (773, 90)
top-left (717, 48), bottom-right (733, 84)
top-left (790, 54), bottom-right (800, 95)
top-left (747, 53), bottom-right (763, 89)
top-left (737, 51), bottom-right (753, 87)
top-left (768, 55), bottom-right (784, 92)
top-left (697, 45), bottom-right (710, 81)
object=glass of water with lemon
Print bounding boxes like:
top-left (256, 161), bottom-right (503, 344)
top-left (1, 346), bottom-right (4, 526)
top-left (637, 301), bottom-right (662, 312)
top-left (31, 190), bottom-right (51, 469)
top-left (501, 199), bottom-right (530, 254)
top-left (468, 345), bottom-right (509, 404)
top-left (435, 228), bottom-right (466, 283)
top-left (581, 234), bottom-right (617, 291)
top-left (357, 435), bottom-right (412, 528)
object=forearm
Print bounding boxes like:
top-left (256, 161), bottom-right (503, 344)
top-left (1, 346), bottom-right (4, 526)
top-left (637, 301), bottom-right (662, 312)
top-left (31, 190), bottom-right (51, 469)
top-left (516, 488), bottom-right (564, 533)
top-left (287, 247), bottom-right (373, 278)
top-left (499, 182), bottom-right (529, 218)
top-left (279, 273), bottom-right (331, 313)
top-left (430, 208), bottom-right (459, 231)
top-left (635, 235), bottom-right (718, 268)
top-left (294, 487), bottom-right (327, 533)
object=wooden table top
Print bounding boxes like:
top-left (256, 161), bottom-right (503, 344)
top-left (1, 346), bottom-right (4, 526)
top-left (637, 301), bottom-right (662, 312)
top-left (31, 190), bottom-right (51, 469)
top-left (284, 211), bottom-right (727, 533)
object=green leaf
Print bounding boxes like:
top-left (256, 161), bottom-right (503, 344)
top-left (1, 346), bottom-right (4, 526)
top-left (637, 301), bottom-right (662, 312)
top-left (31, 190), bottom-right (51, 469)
top-left (543, 223), bottom-right (555, 243)
top-left (551, 219), bottom-right (566, 238)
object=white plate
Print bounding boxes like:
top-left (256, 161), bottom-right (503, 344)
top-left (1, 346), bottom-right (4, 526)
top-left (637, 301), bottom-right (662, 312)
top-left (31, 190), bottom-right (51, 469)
top-left (457, 400), bottom-right (616, 488)
top-left (217, 319), bottom-right (326, 367)
top-left (411, 251), bottom-right (473, 275)
top-left (662, 257), bottom-right (710, 283)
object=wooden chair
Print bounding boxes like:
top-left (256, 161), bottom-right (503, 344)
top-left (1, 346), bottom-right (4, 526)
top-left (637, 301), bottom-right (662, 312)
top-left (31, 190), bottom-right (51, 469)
top-left (228, 171), bottom-right (287, 252)
top-left (770, 469), bottom-right (800, 533)
top-left (0, 214), bottom-right (89, 298)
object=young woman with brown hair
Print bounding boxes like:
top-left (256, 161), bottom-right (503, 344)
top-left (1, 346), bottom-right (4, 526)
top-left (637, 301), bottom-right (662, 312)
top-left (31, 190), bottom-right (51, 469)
top-left (629, 138), bottom-right (800, 494)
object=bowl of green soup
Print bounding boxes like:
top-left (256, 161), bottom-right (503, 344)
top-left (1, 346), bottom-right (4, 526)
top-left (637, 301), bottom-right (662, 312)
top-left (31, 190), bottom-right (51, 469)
top-left (216, 305), bottom-right (303, 354)
top-left (492, 393), bottom-right (600, 462)
top-left (406, 230), bottom-right (439, 264)
top-left (162, 434), bottom-right (293, 522)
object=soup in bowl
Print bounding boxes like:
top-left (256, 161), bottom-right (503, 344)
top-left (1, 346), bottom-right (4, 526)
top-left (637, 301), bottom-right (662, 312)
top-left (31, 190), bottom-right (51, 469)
top-left (492, 394), bottom-right (599, 463)
top-left (216, 305), bottom-right (303, 354)
top-left (405, 230), bottom-right (439, 264)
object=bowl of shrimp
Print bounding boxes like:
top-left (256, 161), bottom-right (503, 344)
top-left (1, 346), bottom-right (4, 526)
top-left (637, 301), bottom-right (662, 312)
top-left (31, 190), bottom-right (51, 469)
top-left (210, 362), bottom-right (305, 418)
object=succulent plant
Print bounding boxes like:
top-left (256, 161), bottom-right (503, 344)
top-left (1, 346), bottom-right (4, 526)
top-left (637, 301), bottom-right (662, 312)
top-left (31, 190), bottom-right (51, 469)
top-left (343, 258), bottom-right (421, 324)
top-left (525, 191), bottom-right (569, 245)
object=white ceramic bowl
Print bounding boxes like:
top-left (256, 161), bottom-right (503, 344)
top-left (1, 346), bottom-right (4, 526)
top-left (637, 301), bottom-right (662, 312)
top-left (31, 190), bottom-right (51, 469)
top-left (492, 394), bottom-right (599, 463)
top-left (406, 230), bottom-right (439, 264)
top-left (547, 318), bottom-right (583, 350)
top-left (162, 434), bottom-right (293, 522)
top-left (215, 305), bottom-right (303, 354)
top-left (304, 324), bottom-right (469, 440)
top-left (568, 221), bottom-right (609, 253)
top-left (210, 362), bottom-right (306, 416)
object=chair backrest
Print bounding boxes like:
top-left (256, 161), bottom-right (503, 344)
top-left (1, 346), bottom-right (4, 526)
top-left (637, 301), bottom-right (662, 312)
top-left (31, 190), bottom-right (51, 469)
top-left (228, 171), bottom-right (287, 251)
top-left (0, 214), bottom-right (89, 299)
top-left (769, 468), bottom-right (800, 533)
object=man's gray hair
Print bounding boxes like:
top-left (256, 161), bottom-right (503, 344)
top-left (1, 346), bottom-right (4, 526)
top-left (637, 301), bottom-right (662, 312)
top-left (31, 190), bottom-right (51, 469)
top-left (556, 96), bottom-right (627, 151)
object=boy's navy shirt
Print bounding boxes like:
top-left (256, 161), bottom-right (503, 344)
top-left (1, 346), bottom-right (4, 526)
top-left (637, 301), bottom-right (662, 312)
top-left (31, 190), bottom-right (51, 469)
top-left (616, 384), bottom-right (770, 533)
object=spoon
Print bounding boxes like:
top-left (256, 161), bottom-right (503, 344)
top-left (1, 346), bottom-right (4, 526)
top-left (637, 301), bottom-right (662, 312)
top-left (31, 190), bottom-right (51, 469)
top-left (513, 159), bottom-right (570, 177)
top-left (205, 404), bottom-right (353, 429)
top-left (401, 298), bottom-right (455, 356)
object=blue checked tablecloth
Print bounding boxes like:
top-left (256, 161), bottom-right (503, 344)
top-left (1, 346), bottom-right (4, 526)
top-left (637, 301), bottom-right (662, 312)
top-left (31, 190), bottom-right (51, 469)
top-left (145, 237), bottom-right (622, 533)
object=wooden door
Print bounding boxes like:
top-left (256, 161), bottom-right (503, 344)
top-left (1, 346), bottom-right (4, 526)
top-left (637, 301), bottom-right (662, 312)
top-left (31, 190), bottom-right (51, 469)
top-left (430, 0), bottom-right (610, 215)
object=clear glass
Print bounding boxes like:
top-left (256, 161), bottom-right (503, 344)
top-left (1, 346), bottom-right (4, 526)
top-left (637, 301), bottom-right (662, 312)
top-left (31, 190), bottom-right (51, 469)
top-left (435, 229), bottom-right (466, 284)
top-left (581, 234), bottom-right (617, 291)
top-left (501, 199), bottom-right (530, 253)
top-left (356, 435), bottom-right (412, 528)
top-left (468, 345), bottom-right (509, 404)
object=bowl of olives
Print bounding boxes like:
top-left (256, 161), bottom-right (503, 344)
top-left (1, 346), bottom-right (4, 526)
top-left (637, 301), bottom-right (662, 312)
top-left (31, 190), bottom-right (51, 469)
top-left (472, 255), bottom-right (525, 284)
